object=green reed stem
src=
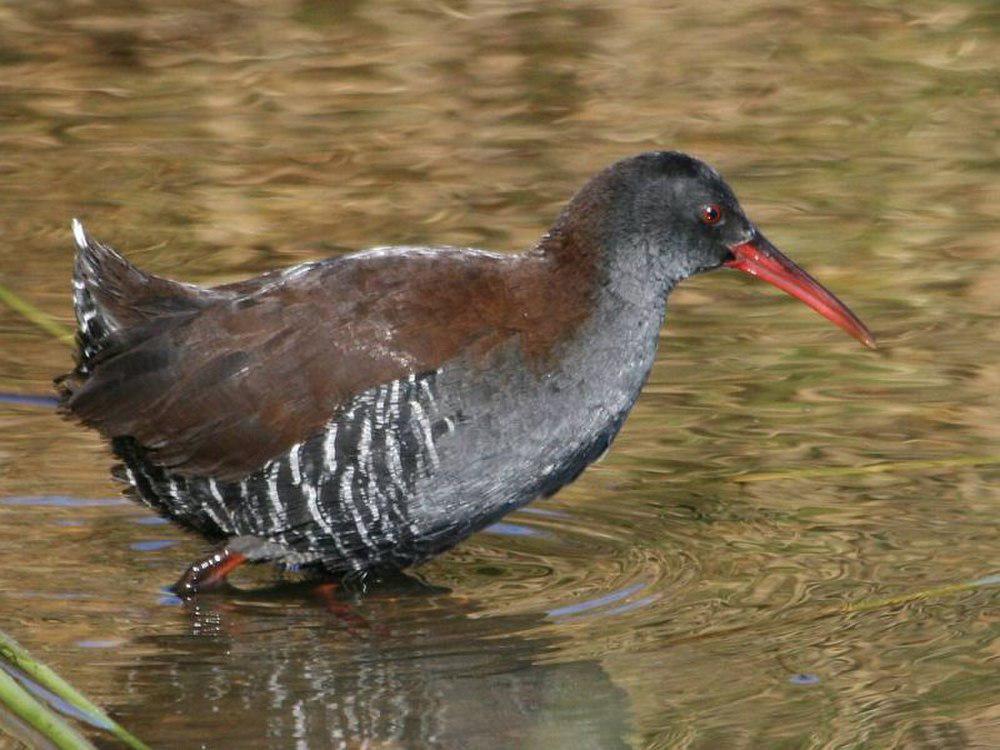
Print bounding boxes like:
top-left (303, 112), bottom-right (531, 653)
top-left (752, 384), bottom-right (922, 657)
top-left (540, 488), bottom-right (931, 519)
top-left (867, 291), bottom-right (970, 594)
top-left (0, 668), bottom-right (96, 750)
top-left (0, 632), bottom-right (150, 750)
top-left (0, 281), bottom-right (75, 344)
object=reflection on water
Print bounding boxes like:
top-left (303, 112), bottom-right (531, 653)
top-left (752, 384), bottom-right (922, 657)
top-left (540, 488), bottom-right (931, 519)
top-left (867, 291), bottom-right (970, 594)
top-left (117, 578), bottom-right (631, 749)
top-left (0, 1), bottom-right (997, 748)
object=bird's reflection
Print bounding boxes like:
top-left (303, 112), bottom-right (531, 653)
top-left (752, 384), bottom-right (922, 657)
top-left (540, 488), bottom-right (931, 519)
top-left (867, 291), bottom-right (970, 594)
top-left (111, 574), bottom-right (632, 749)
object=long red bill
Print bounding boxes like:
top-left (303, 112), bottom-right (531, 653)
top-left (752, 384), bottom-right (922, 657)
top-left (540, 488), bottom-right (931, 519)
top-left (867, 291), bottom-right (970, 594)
top-left (725, 234), bottom-right (876, 349)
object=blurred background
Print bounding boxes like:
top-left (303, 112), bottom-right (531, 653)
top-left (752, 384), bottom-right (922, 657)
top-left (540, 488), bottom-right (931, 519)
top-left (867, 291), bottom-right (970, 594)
top-left (0, 1), bottom-right (997, 748)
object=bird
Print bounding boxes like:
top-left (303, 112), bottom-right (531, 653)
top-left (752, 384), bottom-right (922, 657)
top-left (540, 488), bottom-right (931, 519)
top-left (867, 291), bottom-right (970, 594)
top-left (56, 151), bottom-right (876, 595)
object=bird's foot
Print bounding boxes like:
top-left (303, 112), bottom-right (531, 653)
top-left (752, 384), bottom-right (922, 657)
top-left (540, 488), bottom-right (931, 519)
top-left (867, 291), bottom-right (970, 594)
top-left (313, 581), bottom-right (389, 636)
top-left (172, 547), bottom-right (247, 596)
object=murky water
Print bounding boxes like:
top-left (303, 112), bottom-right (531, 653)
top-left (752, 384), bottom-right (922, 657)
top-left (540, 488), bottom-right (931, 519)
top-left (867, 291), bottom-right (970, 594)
top-left (0, 2), bottom-right (997, 748)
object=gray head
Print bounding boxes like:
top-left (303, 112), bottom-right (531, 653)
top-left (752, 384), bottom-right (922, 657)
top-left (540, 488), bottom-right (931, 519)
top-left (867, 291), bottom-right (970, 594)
top-left (548, 151), bottom-right (876, 347)
top-left (557, 151), bottom-right (750, 283)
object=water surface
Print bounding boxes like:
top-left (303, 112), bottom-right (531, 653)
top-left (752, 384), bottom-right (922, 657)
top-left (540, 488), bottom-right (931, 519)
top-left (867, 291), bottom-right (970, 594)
top-left (0, 2), bottom-right (997, 748)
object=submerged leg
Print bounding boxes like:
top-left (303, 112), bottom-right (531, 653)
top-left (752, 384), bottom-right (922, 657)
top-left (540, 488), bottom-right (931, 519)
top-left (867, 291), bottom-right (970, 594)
top-left (313, 578), bottom-right (395, 637)
top-left (172, 547), bottom-right (248, 596)
top-left (313, 581), bottom-right (352, 616)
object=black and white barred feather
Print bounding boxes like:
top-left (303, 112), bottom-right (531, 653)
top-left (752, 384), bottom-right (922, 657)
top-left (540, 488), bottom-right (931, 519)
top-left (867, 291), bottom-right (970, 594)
top-left (113, 371), bottom-right (454, 574)
top-left (70, 219), bottom-right (120, 370)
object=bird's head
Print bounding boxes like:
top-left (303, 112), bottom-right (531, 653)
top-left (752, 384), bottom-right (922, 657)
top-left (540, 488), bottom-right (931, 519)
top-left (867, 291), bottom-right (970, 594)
top-left (559, 151), bottom-right (876, 348)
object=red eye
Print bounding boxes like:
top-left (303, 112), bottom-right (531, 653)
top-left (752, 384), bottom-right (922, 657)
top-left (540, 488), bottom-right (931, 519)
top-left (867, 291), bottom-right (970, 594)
top-left (699, 204), bottom-right (723, 225)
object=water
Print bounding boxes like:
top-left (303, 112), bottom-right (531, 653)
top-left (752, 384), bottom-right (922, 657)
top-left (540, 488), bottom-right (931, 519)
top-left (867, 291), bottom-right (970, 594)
top-left (0, 2), bottom-right (997, 748)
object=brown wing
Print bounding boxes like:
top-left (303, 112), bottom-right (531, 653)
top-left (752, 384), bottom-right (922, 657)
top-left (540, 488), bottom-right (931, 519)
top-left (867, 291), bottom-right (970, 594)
top-left (59, 230), bottom-right (594, 481)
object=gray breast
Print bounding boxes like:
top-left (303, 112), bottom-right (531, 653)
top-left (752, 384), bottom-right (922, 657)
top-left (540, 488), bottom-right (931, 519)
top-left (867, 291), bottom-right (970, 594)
top-left (407, 308), bottom-right (663, 554)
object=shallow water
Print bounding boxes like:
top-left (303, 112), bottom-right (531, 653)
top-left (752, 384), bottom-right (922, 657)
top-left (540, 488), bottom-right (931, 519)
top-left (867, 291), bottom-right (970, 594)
top-left (0, 2), bottom-right (997, 748)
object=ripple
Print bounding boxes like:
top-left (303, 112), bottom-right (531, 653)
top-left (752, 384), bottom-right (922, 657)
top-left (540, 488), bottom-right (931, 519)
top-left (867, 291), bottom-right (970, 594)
top-left (133, 516), bottom-right (170, 526)
top-left (1, 496), bottom-right (127, 507)
top-left (130, 540), bottom-right (178, 552)
top-left (75, 638), bottom-right (124, 649)
top-left (548, 581), bottom-right (647, 618)
top-left (788, 673), bottom-right (821, 686)
top-left (484, 522), bottom-right (547, 538)
top-left (0, 392), bottom-right (58, 408)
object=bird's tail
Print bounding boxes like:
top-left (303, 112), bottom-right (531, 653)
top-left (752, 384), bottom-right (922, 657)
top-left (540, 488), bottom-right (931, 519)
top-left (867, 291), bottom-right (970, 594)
top-left (56, 220), bottom-right (207, 403)
top-left (69, 219), bottom-right (129, 371)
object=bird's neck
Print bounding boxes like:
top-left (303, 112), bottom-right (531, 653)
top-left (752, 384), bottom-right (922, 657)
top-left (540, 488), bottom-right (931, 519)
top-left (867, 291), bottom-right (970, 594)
top-left (555, 251), bottom-right (672, 401)
top-left (534, 218), bottom-right (677, 358)
top-left (516, 231), bottom-right (675, 477)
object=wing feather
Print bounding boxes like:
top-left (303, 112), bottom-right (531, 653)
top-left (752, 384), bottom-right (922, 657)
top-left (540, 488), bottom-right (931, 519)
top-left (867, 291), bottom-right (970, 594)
top-left (58, 233), bottom-right (538, 480)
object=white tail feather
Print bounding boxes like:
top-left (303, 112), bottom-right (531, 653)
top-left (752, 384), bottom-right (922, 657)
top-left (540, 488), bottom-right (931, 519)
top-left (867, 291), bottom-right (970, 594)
top-left (71, 218), bottom-right (89, 251)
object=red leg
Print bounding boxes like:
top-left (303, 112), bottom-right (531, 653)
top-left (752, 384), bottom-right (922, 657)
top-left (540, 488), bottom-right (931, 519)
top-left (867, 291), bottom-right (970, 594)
top-left (172, 548), bottom-right (247, 596)
top-left (312, 582), bottom-right (388, 636)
